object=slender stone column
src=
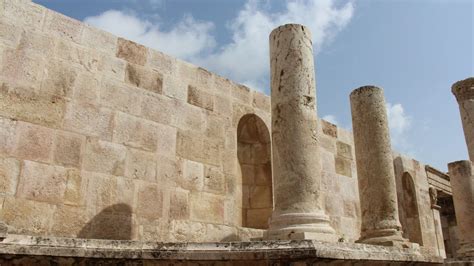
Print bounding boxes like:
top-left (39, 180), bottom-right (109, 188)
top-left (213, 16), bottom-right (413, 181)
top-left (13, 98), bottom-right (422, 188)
top-left (266, 24), bottom-right (336, 241)
top-left (448, 160), bottom-right (474, 258)
top-left (452, 78), bottom-right (474, 162)
top-left (350, 86), bottom-right (408, 246)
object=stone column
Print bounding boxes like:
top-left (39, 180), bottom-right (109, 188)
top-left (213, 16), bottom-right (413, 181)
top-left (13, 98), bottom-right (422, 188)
top-left (452, 78), bottom-right (474, 162)
top-left (266, 24), bottom-right (336, 241)
top-left (350, 86), bottom-right (408, 246)
top-left (448, 160), bottom-right (474, 258)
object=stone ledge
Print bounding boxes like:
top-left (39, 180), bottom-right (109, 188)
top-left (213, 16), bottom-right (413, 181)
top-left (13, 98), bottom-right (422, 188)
top-left (0, 234), bottom-right (443, 263)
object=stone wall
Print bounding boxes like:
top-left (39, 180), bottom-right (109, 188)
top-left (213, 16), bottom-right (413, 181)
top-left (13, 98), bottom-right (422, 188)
top-left (0, 0), bottom-right (441, 251)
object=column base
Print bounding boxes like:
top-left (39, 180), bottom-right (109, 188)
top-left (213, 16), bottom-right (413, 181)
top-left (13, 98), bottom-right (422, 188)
top-left (265, 212), bottom-right (338, 242)
top-left (457, 242), bottom-right (474, 259)
top-left (357, 228), bottom-right (415, 248)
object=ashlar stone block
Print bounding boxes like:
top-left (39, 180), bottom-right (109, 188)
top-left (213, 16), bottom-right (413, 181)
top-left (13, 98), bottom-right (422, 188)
top-left (100, 78), bottom-right (141, 116)
top-left (54, 39), bottom-right (101, 73)
top-left (0, 157), bottom-right (20, 196)
top-left (125, 63), bottom-right (163, 94)
top-left (3, 0), bottom-right (45, 30)
top-left (203, 165), bottom-right (225, 194)
top-left (16, 122), bottom-right (54, 163)
top-left (81, 25), bottom-right (117, 55)
top-left (182, 159), bottom-right (204, 191)
top-left (50, 205), bottom-right (88, 237)
top-left (43, 9), bottom-right (83, 43)
top-left (41, 59), bottom-right (78, 98)
top-left (0, 117), bottom-right (17, 156)
top-left (53, 130), bottom-right (84, 168)
top-left (82, 138), bottom-right (126, 176)
top-left (124, 148), bottom-right (157, 182)
top-left (116, 38), bottom-right (147, 66)
top-left (112, 112), bottom-right (160, 152)
top-left (1, 48), bottom-right (45, 86)
top-left (190, 192), bottom-right (224, 223)
top-left (0, 83), bottom-right (66, 128)
top-left (0, 197), bottom-right (55, 235)
top-left (136, 182), bottom-right (163, 220)
top-left (169, 189), bottom-right (190, 220)
top-left (63, 168), bottom-right (84, 206)
top-left (188, 85), bottom-right (214, 111)
top-left (63, 102), bottom-right (113, 140)
top-left (16, 160), bottom-right (68, 203)
top-left (321, 120), bottom-right (338, 138)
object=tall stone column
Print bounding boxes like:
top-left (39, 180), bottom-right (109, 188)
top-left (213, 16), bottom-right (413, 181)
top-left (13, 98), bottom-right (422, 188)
top-left (448, 160), bottom-right (474, 259)
top-left (350, 86), bottom-right (408, 246)
top-left (452, 78), bottom-right (474, 162)
top-left (266, 24), bottom-right (336, 241)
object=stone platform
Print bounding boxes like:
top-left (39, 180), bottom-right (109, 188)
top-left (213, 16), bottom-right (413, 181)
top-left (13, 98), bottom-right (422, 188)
top-left (0, 234), bottom-right (444, 265)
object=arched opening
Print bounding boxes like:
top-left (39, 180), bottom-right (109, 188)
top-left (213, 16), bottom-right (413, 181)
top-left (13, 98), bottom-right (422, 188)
top-left (400, 172), bottom-right (423, 244)
top-left (237, 114), bottom-right (272, 229)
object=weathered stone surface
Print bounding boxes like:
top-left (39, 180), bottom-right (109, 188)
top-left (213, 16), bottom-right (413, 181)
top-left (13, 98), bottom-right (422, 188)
top-left (112, 112), bottom-right (160, 152)
top-left (322, 119), bottom-right (338, 138)
top-left (63, 169), bottom-right (84, 206)
top-left (43, 10), bottom-right (83, 43)
top-left (182, 159), bottom-right (204, 191)
top-left (16, 122), bottom-right (54, 163)
top-left (0, 83), bottom-right (66, 128)
top-left (124, 148), bottom-right (156, 182)
top-left (267, 24), bottom-right (335, 240)
top-left (335, 156), bottom-right (352, 177)
top-left (72, 72), bottom-right (100, 104)
top-left (2, 1), bottom-right (45, 30)
top-left (54, 39), bottom-right (101, 73)
top-left (125, 63), bottom-right (163, 94)
top-left (63, 102), bottom-right (113, 140)
top-left (0, 117), bottom-right (17, 156)
top-left (50, 205), bottom-right (88, 237)
top-left (252, 91), bottom-right (270, 111)
top-left (140, 93), bottom-right (175, 125)
top-left (41, 59), bottom-right (78, 98)
top-left (0, 235), bottom-right (444, 263)
top-left (204, 165), bottom-right (225, 194)
top-left (452, 77), bottom-right (474, 162)
top-left (188, 85), bottom-right (214, 111)
top-left (116, 38), bottom-right (147, 66)
top-left (82, 138), bottom-right (126, 176)
top-left (0, 157), bottom-right (20, 196)
top-left (53, 131), bottom-right (84, 168)
top-left (448, 160), bottom-right (474, 258)
top-left (136, 182), bottom-right (163, 219)
top-left (16, 161), bottom-right (69, 203)
top-left (0, 197), bottom-right (55, 235)
top-left (190, 192), bottom-right (224, 223)
top-left (169, 189), bottom-right (190, 220)
top-left (83, 171), bottom-right (117, 214)
top-left (81, 25), bottom-right (117, 54)
top-left (100, 78), bottom-right (141, 116)
top-left (350, 86), bottom-right (407, 246)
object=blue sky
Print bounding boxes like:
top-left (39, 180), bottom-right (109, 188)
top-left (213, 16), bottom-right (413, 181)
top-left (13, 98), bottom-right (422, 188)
top-left (34, 0), bottom-right (473, 171)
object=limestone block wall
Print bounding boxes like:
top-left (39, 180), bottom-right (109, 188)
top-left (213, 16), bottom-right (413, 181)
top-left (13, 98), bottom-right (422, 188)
top-left (0, 0), bottom-right (439, 247)
top-left (393, 154), bottom-right (444, 255)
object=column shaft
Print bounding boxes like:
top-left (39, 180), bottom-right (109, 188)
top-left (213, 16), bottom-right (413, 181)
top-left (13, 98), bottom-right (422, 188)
top-left (266, 24), bottom-right (336, 241)
top-left (448, 160), bottom-right (474, 259)
top-left (452, 77), bottom-right (474, 162)
top-left (350, 86), bottom-right (408, 246)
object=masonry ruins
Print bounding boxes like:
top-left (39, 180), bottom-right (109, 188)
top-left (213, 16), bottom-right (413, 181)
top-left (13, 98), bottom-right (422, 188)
top-left (0, 1), bottom-right (472, 265)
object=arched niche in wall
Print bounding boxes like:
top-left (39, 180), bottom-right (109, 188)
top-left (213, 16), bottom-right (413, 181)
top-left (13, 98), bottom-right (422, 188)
top-left (237, 114), bottom-right (272, 229)
top-left (400, 172), bottom-right (423, 245)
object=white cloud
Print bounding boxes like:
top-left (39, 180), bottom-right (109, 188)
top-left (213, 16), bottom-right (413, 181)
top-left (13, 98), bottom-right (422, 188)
top-left (198, 0), bottom-right (354, 92)
top-left (386, 102), bottom-right (413, 155)
top-left (322, 115), bottom-right (338, 125)
top-left (84, 10), bottom-right (216, 60)
top-left (84, 0), bottom-right (354, 93)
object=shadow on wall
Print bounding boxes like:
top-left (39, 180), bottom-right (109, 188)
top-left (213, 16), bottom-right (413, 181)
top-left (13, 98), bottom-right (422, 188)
top-left (78, 203), bottom-right (133, 240)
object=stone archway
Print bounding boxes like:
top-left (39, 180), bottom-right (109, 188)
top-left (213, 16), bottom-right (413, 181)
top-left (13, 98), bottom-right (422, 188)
top-left (237, 114), bottom-right (272, 229)
top-left (400, 172), bottom-right (423, 244)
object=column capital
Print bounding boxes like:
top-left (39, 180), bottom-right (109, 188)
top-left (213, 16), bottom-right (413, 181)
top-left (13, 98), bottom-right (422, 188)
top-left (452, 77), bottom-right (474, 102)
